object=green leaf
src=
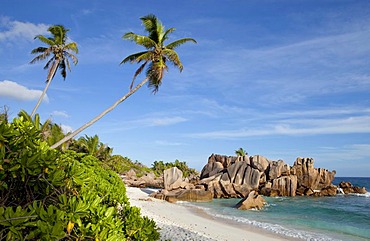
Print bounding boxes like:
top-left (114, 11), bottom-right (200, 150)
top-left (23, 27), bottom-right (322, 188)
top-left (105, 207), bottom-right (115, 218)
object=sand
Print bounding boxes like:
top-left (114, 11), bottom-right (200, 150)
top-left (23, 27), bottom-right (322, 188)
top-left (126, 187), bottom-right (291, 241)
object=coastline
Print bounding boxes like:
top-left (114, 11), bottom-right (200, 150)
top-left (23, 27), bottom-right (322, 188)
top-left (126, 187), bottom-right (295, 241)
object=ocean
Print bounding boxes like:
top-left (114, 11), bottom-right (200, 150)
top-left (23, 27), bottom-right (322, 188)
top-left (186, 177), bottom-right (370, 241)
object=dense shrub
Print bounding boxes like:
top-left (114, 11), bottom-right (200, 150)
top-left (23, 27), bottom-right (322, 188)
top-left (0, 116), bottom-right (159, 240)
top-left (102, 155), bottom-right (152, 177)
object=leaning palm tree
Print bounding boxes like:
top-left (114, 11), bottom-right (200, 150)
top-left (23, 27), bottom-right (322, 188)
top-left (30, 25), bottom-right (78, 117)
top-left (51, 14), bottom-right (196, 149)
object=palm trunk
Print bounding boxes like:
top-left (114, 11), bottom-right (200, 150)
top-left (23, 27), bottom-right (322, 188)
top-left (31, 60), bottom-right (59, 118)
top-left (51, 77), bottom-right (149, 149)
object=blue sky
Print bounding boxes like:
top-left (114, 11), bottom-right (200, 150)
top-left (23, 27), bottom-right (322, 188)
top-left (1, 1), bottom-right (370, 176)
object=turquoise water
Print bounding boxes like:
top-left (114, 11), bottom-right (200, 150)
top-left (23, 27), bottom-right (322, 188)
top-left (186, 177), bottom-right (370, 241)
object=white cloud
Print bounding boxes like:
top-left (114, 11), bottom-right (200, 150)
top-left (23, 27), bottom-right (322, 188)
top-left (155, 140), bottom-right (183, 146)
top-left (61, 124), bottom-right (73, 134)
top-left (150, 117), bottom-right (187, 126)
top-left (0, 80), bottom-right (48, 102)
top-left (188, 108), bottom-right (370, 139)
top-left (51, 110), bottom-right (70, 118)
top-left (0, 17), bottom-right (49, 42)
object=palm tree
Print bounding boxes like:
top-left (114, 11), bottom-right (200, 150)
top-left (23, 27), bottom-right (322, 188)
top-left (30, 25), bottom-right (78, 117)
top-left (235, 147), bottom-right (248, 156)
top-left (51, 14), bottom-right (196, 149)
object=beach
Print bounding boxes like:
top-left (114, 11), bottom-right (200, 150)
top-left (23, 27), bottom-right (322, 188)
top-left (126, 187), bottom-right (290, 241)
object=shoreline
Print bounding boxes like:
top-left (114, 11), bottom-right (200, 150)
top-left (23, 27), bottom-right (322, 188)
top-left (126, 187), bottom-right (297, 241)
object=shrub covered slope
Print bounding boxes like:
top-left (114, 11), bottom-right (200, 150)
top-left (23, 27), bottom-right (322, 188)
top-left (0, 116), bottom-right (159, 240)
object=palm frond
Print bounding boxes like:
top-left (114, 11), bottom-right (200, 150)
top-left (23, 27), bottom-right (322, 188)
top-left (146, 61), bottom-right (168, 93)
top-left (140, 14), bottom-right (157, 33)
top-left (31, 47), bottom-right (48, 54)
top-left (122, 32), bottom-right (156, 49)
top-left (166, 38), bottom-right (197, 50)
top-left (30, 50), bottom-right (52, 64)
top-left (163, 49), bottom-right (183, 71)
top-left (44, 58), bottom-right (55, 70)
top-left (48, 25), bottom-right (69, 45)
top-left (59, 60), bottom-right (67, 79)
top-left (34, 35), bottom-right (55, 46)
top-left (162, 27), bottom-right (175, 43)
top-left (64, 57), bottom-right (71, 72)
top-left (131, 62), bottom-right (148, 89)
top-left (64, 51), bottom-right (78, 65)
top-left (140, 14), bottom-right (162, 43)
top-left (64, 42), bottom-right (78, 54)
top-left (120, 51), bottom-right (151, 64)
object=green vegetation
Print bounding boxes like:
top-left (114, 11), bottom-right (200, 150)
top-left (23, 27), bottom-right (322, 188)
top-left (30, 25), bottom-right (78, 117)
top-left (102, 155), bottom-right (152, 178)
top-left (0, 14), bottom-right (197, 240)
top-left (152, 160), bottom-right (198, 178)
top-left (51, 14), bottom-right (196, 149)
top-left (0, 115), bottom-right (159, 240)
top-left (235, 147), bottom-right (248, 156)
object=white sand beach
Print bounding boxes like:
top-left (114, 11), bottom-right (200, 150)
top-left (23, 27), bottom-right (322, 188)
top-left (126, 187), bottom-right (291, 241)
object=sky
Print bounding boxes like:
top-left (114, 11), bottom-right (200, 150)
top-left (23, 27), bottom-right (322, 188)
top-left (1, 0), bottom-right (370, 176)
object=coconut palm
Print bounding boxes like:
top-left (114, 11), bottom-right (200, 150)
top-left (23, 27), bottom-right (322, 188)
top-left (51, 14), bottom-right (196, 149)
top-left (30, 25), bottom-right (78, 117)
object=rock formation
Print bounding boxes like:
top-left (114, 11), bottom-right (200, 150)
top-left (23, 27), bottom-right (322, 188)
top-left (199, 154), bottom-right (337, 198)
top-left (339, 181), bottom-right (367, 194)
top-left (235, 191), bottom-right (266, 210)
top-left (151, 167), bottom-right (212, 202)
top-left (121, 170), bottom-right (163, 188)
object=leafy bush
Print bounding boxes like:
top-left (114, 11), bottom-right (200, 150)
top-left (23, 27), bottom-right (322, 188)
top-left (0, 116), bottom-right (159, 240)
top-left (102, 155), bottom-right (152, 177)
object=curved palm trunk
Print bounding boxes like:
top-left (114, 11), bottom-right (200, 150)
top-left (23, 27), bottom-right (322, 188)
top-left (51, 77), bottom-right (149, 149)
top-left (31, 60), bottom-right (59, 117)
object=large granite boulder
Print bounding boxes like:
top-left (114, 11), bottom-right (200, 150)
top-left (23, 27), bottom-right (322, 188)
top-left (291, 157), bottom-right (336, 192)
top-left (163, 167), bottom-right (183, 191)
top-left (271, 175), bottom-right (297, 197)
top-left (250, 155), bottom-right (270, 172)
top-left (235, 191), bottom-right (266, 210)
top-left (268, 160), bottom-right (290, 180)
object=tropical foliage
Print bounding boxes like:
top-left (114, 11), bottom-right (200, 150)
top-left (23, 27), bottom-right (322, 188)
top-left (102, 155), bottom-right (152, 177)
top-left (30, 25), bottom-right (78, 117)
top-left (50, 14), bottom-right (196, 149)
top-left (235, 147), bottom-right (248, 156)
top-left (0, 115), bottom-right (159, 240)
top-left (121, 14), bottom-right (197, 92)
top-left (152, 160), bottom-right (198, 178)
top-left (68, 135), bottom-right (112, 161)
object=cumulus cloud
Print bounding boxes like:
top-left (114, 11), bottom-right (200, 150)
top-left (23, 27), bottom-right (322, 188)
top-left (0, 80), bottom-right (48, 102)
top-left (51, 110), bottom-right (70, 118)
top-left (0, 17), bottom-right (49, 42)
